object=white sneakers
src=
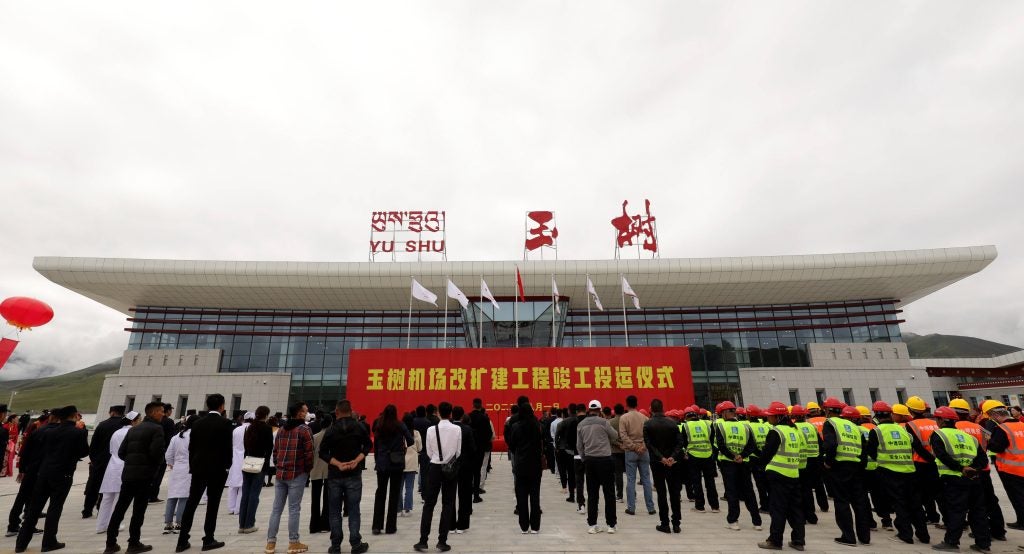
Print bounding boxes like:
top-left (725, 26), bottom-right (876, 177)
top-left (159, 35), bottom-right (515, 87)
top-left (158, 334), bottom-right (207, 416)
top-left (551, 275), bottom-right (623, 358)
top-left (588, 525), bottom-right (601, 534)
top-left (577, 505), bottom-right (586, 514)
top-left (607, 526), bottom-right (616, 534)
top-left (754, 525), bottom-right (763, 531)
top-left (691, 507), bottom-right (706, 513)
top-left (528, 530), bottom-right (539, 534)
top-left (726, 522), bottom-right (741, 531)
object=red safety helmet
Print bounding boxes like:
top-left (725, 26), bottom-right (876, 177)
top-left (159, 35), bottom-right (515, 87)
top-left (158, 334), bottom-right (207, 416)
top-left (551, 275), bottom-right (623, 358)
top-left (715, 401), bottom-right (736, 414)
top-left (789, 404), bottom-right (807, 416)
top-left (639, 408), bottom-right (650, 417)
top-left (840, 406), bottom-right (860, 419)
top-left (823, 397), bottom-right (845, 409)
top-left (699, 408), bottom-right (709, 416)
top-left (683, 406), bottom-right (695, 415)
top-left (872, 401), bottom-right (892, 413)
top-left (745, 404), bottom-right (762, 417)
top-left (933, 406), bottom-right (958, 421)
top-left (763, 402), bottom-right (788, 416)
top-left (689, 405), bottom-right (700, 412)
top-left (736, 407), bottom-right (747, 416)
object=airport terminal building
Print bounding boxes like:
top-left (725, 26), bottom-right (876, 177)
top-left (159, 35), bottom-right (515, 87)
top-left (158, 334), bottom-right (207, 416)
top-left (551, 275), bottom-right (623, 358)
top-left (34, 245), bottom-right (1002, 415)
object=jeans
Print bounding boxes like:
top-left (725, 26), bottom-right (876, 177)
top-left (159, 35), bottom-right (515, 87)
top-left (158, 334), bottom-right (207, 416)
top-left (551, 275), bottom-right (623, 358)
top-left (328, 475), bottom-right (363, 548)
top-left (239, 471), bottom-right (264, 530)
top-left (165, 497), bottom-right (187, 525)
top-left (267, 473), bottom-right (308, 543)
top-left (402, 472), bottom-right (416, 511)
top-left (624, 450), bottom-right (654, 512)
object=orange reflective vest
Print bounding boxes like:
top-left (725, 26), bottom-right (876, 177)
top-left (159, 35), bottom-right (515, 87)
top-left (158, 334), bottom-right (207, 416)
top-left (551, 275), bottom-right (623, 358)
top-left (956, 421), bottom-right (990, 471)
top-left (905, 418), bottom-right (939, 463)
top-left (809, 417), bottom-right (826, 437)
top-left (862, 422), bottom-right (876, 431)
top-left (994, 421), bottom-right (1024, 477)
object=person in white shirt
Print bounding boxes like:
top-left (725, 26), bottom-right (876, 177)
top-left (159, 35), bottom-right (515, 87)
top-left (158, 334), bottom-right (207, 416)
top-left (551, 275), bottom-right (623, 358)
top-left (96, 412), bottom-right (138, 534)
top-left (414, 402), bottom-right (461, 553)
top-left (226, 413), bottom-right (252, 515)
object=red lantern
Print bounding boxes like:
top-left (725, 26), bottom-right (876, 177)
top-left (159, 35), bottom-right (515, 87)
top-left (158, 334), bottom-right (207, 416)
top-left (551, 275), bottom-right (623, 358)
top-left (1, 297), bottom-right (54, 330)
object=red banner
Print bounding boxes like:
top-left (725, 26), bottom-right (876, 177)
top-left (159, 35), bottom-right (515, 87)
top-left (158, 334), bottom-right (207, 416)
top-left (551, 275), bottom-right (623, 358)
top-left (0, 338), bottom-right (18, 370)
top-left (346, 346), bottom-right (692, 450)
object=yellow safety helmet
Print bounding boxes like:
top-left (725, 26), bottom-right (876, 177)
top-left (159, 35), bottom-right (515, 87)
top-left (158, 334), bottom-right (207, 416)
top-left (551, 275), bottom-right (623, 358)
top-left (806, 401), bottom-right (820, 410)
top-left (892, 403), bottom-right (911, 417)
top-left (981, 399), bottom-right (1006, 414)
top-left (856, 406), bottom-right (870, 416)
top-left (787, 405), bottom-right (793, 414)
top-left (906, 396), bottom-right (927, 412)
top-left (949, 398), bottom-right (970, 411)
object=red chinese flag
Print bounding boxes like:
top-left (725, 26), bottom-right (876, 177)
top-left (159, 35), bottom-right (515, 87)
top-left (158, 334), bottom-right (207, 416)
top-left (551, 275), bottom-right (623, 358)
top-left (0, 338), bottom-right (18, 370)
top-left (515, 267), bottom-right (526, 301)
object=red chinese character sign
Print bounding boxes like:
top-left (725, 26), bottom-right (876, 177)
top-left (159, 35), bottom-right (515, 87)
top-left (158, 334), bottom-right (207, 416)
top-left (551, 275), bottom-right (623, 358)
top-left (611, 199), bottom-right (658, 258)
top-left (347, 346), bottom-right (692, 451)
top-left (523, 211), bottom-right (558, 259)
top-left (368, 210), bottom-right (447, 262)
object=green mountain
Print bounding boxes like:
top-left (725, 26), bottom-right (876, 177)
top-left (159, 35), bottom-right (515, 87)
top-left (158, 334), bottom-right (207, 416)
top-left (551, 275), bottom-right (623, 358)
top-left (904, 333), bottom-right (1022, 358)
top-left (0, 358), bottom-right (121, 413)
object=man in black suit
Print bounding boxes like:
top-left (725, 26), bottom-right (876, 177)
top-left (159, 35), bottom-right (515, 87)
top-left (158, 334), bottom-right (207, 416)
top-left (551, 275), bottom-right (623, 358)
top-left (83, 405), bottom-right (126, 518)
top-left (175, 394), bottom-right (233, 552)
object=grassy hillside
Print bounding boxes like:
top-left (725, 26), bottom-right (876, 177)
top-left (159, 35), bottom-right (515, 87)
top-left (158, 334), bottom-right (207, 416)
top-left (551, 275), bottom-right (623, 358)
top-left (0, 358), bottom-right (121, 413)
top-left (904, 333), bottom-right (1022, 358)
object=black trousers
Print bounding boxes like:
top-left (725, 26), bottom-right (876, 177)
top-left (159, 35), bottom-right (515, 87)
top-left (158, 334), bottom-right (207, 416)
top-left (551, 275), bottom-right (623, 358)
top-left (865, 469), bottom-right (890, 526)
top-left (612, 452), bottom-right (625, 500)
top-left (15, 473), bottom-right (72, 550)
top-left (719, 461), bottom-right (760, 525)
top-left (979, 470), bottom-right (1005, 538)
top-left (309, 478), bottom-right (329, 533)
top-left (997, 470), bottom-right (1024, 525)
top-left (766, 471), bottom-right (805, 547)
top-left (471, 449), bottom-right (488, 494)
top-left (556, 450), bottom-right (572, 492)
top-left (750, 461), bottom-right (769, 511)
top-left (149, 462), bottom-right (167, 501)
top-left (106, 479), bottom-right (149, 546)
top-left (573, 458), bottom-right (586, 507)
top-left (824, 462), bottom-right (871, 544)
top-left (514, 469), bottom-right (541, 531)
top-left (542, 442), bottom-right (556, 475)
top-left (177, 469), bottom-right (227, 547)
top-left (806, 457), bottom-right (829, 511)
top-left (455, 467), bottom-right (474, 530)
top-left (688, 456), bottom-right (719, 511)
top-left (916, 462), bottom-right (942, 523)
top-left (651, 462), bottom-right (681, 527)
top-left (372, 470), bottom-right (403, 533)
top-left (584, 457), bottom-right (616, 527)
top-left (877, 468), bottom-right (923, 542)
top-left (419, 464), bottom-right (456, 545)
top-left (8, 471), bottom-right (39, 532)
top-left (940, 475), bottom-right (990, 548)
top-left (798, 463), bottom-right (819, 524)
top-left (83, 460), bottom-right (107, 516)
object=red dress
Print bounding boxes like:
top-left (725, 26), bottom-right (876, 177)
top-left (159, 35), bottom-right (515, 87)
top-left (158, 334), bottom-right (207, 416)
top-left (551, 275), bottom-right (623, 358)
top-left (2, 422), bottom-right (18, 477)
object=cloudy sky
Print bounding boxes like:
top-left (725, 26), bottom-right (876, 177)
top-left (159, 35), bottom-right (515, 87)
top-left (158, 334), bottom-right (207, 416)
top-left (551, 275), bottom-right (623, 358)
top-left (1, 2), bottom-right (1022, 379)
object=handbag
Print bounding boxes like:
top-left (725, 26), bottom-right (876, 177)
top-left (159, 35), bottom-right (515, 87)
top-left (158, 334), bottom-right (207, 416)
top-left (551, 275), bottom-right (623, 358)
top-left (435, 425), bottom-right (460, 481)
top-left (389, 435), bottom-right (407, 465)
top-left (242, 455), bottom-right (264, 474)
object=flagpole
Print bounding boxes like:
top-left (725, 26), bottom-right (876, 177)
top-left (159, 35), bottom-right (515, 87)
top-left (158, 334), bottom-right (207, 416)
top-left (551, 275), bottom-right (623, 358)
top-left (443, 277), bottom-right (449, 349)
top-left (514, 269), bottom-right (519, 349)
top-left (621, 274), bottom-right (630, 347)
top-left (407, 277), bottom-right (414, 349)
top-left (586, 274), bottom-right (593, 347)
top-left (551, 273), bottom-right (556, 348)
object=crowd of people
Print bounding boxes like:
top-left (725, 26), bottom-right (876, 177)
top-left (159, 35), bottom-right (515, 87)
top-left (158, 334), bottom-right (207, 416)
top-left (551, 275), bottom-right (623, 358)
top-left (1, 392), bottom-right (1024, 553)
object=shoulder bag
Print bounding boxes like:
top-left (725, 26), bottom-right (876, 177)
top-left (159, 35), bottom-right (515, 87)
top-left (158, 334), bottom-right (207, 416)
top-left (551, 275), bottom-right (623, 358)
top-left (435, 425), bottom-right (460, 481)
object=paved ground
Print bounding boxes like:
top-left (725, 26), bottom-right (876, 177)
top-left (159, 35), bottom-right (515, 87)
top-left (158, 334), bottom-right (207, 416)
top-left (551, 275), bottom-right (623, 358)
top-left (1, 457), bottom-right (1023, 554)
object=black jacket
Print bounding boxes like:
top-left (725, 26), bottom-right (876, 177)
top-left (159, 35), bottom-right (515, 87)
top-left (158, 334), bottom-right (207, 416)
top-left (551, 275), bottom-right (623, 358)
top-left (555, 415), bottom-right (580, 453)
top-left (189, 411), bottom-right (234, 475)
top-left (508, 416), bottom-right (543, 474)
top-left (468, 408), bottom-right (493, 451)
top-left (244, 420), bottom-right (275, 471)
top-left (118, 418), bottom-right (166, 483)
top-left (90, 415), bottom-right (126, 466)
top-left (320, 416), bottom-right (373, 479)
top-left (18, 423), bottom-right (54, 475)
top-left (160, 416), bottom-right (175, 447)
top-left (643, 413), bottom-right (684, 464)
top-left (456, 422), bottom-right (477, 474)
top-left (36, 421), bottom-right (89, 478)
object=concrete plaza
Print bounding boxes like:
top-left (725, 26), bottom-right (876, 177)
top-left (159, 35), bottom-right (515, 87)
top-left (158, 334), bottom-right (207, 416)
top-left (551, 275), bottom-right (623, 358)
top-left (0, 457), bottom-right (1022, 554)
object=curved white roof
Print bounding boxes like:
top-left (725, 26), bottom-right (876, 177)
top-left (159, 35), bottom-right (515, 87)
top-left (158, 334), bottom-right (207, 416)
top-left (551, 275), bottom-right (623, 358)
top-left (33, 245), bottom-right (997, 314)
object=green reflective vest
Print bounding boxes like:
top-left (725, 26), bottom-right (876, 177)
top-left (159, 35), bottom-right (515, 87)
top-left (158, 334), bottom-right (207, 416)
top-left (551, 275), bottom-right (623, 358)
top-left (874, 423), bottom-right (914, 474)
top-left (683, 420), bottom-right (713, 459)
top-left (716, 420), bottom-right (750, 462)
top-left (749, 421), bottom-right (771, 457)
top-left (828, 417), bottom-right (862, 463)
top-left (766, 424), bottom-right (805, 478)
top-left (795, 421), bottom-right (820, 458)
top-left (859, 425), bottom-right (877, 471)
top-left (935, 427), bottom-right (979, 478)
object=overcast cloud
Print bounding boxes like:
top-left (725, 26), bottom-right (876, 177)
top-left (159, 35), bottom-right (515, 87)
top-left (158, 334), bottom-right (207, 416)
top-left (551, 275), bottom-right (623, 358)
top-left (1, 1), bottom-right (1022, 379)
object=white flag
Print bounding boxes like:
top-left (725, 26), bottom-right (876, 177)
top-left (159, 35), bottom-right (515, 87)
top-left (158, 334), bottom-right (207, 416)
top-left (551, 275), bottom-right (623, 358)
top-left (480, 279), bottom-right (500, 310)
top-left (621, 276), bottom-right (641, 309)
top-left (411, 279), bottom-right (438, 306)
top-left (447, 280), bottom-right (470, 309)
top-left (586, 277), bottom-right (604, 311)
top-left (552, 276), bottom-right (560, 314)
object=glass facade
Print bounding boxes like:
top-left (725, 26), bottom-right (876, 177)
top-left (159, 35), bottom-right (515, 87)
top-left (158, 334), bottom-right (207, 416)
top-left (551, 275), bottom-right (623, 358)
top-left (126, 299), bottom-right (903, 409)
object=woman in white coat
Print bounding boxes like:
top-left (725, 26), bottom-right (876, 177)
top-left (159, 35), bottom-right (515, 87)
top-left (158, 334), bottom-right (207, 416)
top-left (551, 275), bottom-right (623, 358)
top-left (96, 411), bottom-right (138, 533)
top-left (226, 413), bottom-right (251, 514)
top-left (163, 415), bottom-right (197, 533)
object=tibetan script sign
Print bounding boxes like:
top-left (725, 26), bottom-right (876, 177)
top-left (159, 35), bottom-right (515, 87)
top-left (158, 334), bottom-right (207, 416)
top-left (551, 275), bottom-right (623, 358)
top-left (347, 346), bottom-right (692, 450)
top-left (611, 199), bottom-right (658, 255)
top-left (369, 210), bottom-right (446, 261)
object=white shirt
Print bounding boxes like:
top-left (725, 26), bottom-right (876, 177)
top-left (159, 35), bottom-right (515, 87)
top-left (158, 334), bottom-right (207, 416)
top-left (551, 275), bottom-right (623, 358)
top-left (551, 417), bottom-right (562, 442)
top-left (425, 419), bottom-right (462, 464)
